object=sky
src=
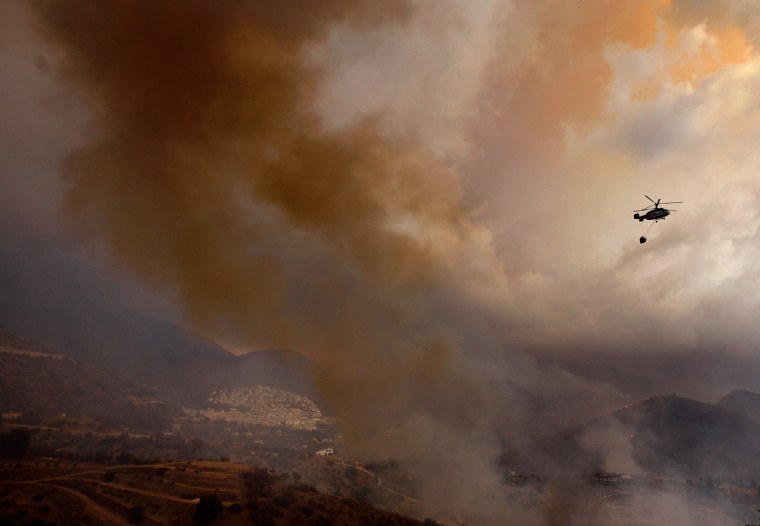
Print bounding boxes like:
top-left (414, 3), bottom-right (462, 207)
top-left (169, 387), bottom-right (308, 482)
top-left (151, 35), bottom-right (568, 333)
top-left (3, 0), bottom-right (760, 521)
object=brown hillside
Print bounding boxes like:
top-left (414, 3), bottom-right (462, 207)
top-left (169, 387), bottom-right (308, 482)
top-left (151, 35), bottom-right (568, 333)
top-left (242, 467), bottom-right (427, 526)
top-left (504, 393), bottom-right (760, 479)
top-left (0, 460), bottom-right (431, 526)
top-left (0, 346), bottom-right (170, 431)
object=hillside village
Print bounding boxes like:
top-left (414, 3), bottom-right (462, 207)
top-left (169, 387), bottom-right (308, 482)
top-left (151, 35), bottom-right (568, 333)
top-left (4, 330), bottom-right (760, 524)
top-left (182, 385), bottom-right (324, 430)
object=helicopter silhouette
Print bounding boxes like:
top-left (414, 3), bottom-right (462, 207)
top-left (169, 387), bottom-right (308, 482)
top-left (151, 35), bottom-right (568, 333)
top-left (634, 195), bottom-right (681, 244)
top-left (633, 195), bottom-right (681, 222)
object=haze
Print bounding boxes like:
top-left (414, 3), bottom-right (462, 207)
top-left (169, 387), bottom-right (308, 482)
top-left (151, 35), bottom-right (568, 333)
top-left (3, 0), bottom-right (760, 522)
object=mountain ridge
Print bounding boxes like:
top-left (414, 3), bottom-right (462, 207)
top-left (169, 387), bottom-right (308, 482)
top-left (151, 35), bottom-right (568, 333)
top-left (0, 340), bottom-right (171, 430)
top-left (504, 391), bottom-right (760, 479)
top-left (0, 324), bottom-right (335, 422)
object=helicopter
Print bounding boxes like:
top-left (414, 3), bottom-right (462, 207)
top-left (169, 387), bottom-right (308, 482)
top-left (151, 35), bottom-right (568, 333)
top-left (634, 195), bottom-right (681, 244)
top-left (633, 195), bottom-right (681, 222)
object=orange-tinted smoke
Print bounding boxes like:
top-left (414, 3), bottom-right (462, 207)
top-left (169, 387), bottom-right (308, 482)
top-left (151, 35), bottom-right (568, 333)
top-left (472, 0), bottom-right (667, 163)
top-left (29, 2), bottom-right (520, 474)
top-left (463, 0), bottom-right (753, 277)
top-left (475, 0), bottom-right (751, 167)
top-left (32, 1), bottom-right (734, 520)
top-left (29, 0), bottom-right (483, 364)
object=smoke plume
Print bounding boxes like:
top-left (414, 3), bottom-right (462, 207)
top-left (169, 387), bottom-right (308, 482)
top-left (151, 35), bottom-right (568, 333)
top-left (28, 1), bottom-right (527, 519)
top-left (23, 0), bottom-right (760, 522)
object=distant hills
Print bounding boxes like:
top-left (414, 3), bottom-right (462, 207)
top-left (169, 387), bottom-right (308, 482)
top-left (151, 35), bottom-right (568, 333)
top-left (0, 337), bottom-right (170, 431)
top-left (0, 328), bottom-right (60, 355)
top-left (717, 388), bottom-right (760, 422)
top-left (0, 322), bottom-right (338, 426)
top-left (8, 320), bottom-right (760, 483)
top-left (2, 315), bottom-right (334, 404)
top-left (504, 390), bottom-right (760, 479)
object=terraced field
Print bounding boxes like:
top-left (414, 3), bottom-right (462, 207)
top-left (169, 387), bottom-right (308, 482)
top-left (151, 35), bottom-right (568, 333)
top-left (0, 460), bottom-right (248, 525)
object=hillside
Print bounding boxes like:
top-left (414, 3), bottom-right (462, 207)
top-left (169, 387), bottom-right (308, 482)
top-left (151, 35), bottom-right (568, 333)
top-left (0, 460), bottom-right (430, 526)
top-left (0, 329), bottom-right (59, 355)
top-left (0, 338), bottom-right (171, 431)
top-left (717, 389), bottom-right (760, 423)
top-left (504, 392), bottom-right (760, 479)
top-left (4, 317), bottom-right (336, 408)
top-left (159, 346), bottom-right (338, 408)
top-left (38, 315), bottom-right (236, 386)
top-left (243, 466), bottom-right (428, 526)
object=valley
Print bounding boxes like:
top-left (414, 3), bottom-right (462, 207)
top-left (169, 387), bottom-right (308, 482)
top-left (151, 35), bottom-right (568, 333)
top-left (3, 327), bottom-right (760, 525)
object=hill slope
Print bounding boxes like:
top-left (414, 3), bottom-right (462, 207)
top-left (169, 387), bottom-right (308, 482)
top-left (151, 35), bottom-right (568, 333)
top-left (3, 318), bottom-right (337, 409)
top-left (505, 393), bottom-right (760, 479)
top-left (0, 340), bottom-right (170, 430)
top-left (2, 313), bottom-right (245, 393)
top-left (0, 460), bottom-right (429, 526)
top-left (717, 389), bottom-right (760, 423)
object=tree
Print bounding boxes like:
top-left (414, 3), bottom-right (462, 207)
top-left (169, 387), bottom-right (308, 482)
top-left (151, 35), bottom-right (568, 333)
top-left (343, 466), bottom-right (358, 480)
top-left (0, 429), bottom-right (30, 459)
top-left (129, 505), bottom-right (146, 523)
top-left (193, 495), bottom-right (223, 524)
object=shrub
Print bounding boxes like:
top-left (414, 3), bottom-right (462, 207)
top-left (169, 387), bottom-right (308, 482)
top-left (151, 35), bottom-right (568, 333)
top-left (193, 495), bottom-right (223, 524)
top-left (129, 505), bottom-right (145, 523)
top-left (273, 494), bottom-right (292, 508)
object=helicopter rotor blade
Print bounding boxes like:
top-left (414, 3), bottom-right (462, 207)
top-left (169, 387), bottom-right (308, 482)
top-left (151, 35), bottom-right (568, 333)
top-left (659, 201), bottom-right (682, 204)
top-left (645, 195), bottom-right (657, 204)
top-left (633, 207), bottom-right (654, 212)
